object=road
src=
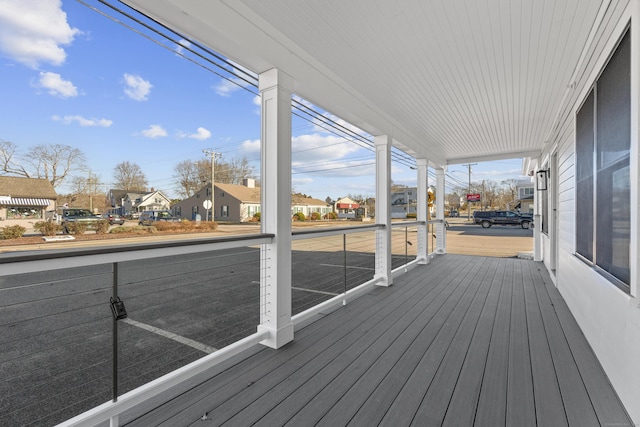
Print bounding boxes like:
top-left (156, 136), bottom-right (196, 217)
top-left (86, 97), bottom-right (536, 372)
top-left (0, 220), bottom-right (532, 425)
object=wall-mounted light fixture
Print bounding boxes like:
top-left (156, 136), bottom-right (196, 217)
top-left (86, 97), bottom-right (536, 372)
top-left (536, 169), bottom-right (548, 191)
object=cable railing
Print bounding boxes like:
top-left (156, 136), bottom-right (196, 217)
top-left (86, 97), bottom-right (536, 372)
top-left (291, 225), bottom-right (380, 314)
top-left (0, 222), bottom-right (442, 426)
top-left (0, 234), bottom-right (271, 427)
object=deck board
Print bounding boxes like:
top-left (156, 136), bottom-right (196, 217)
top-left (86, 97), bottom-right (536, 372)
top-left (123, 255), bottom-right (634, 427)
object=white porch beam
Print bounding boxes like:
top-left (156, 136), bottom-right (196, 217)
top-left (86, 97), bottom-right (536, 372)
top-left (435, 167), bottom-right (447, 254)
top-left (258, 68), bottom-right (294, 348)
top-left (375, 135), bottom-right (392, 286)
top-left (416, 158), bottom-right (429, 264)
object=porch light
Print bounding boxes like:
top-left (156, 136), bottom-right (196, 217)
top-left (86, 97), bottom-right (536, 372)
top-left (536, 169), bottom-right (548, 191)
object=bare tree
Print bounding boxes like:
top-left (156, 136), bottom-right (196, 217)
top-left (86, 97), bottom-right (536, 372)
top-left (1, 140), bottom-right (85, 188)
top-left (25, 144), bottom-right (86, 188)
top-left (0, 139), bottom-right (29, 177)
top-left (173, 156), bottom-right (256, 198)
top-left (113, 161), bottom-right (148, 191)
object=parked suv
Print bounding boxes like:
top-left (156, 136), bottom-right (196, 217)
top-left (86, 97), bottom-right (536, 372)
top-left (56, 208), bottom-right (103, 233)
top-left (473, 210), bottom-right (532, 229)
top-left (138, 210), bottom-right (180, 226)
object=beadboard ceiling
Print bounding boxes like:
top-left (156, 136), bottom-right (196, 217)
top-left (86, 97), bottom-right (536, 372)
top-left (123, 0), bottom-right (605, 167)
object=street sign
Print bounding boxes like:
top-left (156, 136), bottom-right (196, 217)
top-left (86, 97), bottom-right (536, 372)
top-left (203, 199), bottom-right (212, 209)
top-left (466, 193), bottom-right (481, 202)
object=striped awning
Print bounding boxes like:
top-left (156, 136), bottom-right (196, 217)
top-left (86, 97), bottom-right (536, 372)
top-left (1, 198), bottom-right (52, 206)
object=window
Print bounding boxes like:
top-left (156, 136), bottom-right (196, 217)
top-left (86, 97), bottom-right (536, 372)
top-left (7, 206), bottom-right (43, 219)
top-left (221, 205), bottom-right (229, 217)
top-left (575, 29), bottom-right (630, 290)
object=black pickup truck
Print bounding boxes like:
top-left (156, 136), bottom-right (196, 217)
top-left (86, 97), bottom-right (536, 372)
top-left (473, 210), bottom-right (533, 229)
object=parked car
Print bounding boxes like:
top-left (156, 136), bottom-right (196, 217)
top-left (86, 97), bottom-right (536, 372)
top-left (56, 208), bottom-right (103, 234)
top-left (473, 210), bottom-right (533, 229)
top-left (102, 213), bottom-right (125, 225)
top-left (138, 210), bottom-right (180, 226)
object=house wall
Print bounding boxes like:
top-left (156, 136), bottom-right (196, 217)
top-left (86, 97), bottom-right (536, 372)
top-left (543, 0), bottom-right (640, 422)
top-left (216, 191), bottom-right (243, 222)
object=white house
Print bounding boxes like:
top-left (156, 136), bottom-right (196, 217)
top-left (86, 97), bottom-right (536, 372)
top-left (107, 189), bottom-right (172, 217)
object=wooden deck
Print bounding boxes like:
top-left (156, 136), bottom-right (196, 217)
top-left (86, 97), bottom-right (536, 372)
top-left (122, 255), bottom-right (633, 426)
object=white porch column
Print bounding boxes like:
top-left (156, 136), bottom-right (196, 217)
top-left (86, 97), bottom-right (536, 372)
top-left (435, 167), bottom-right (447, 254)
top-left (416, 158), bottom-right (429, 264)
top-left (257, 68), bottom-right (294, 349)
top-left (375, 135), bottom-right (392, 286)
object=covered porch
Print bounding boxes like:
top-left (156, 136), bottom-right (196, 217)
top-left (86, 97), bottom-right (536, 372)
top-left (119, 255), bottom-right (632, 426)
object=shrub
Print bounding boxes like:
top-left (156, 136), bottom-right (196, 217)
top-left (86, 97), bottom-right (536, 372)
top-left (94, 219), bottom-right (110, 234)
top-left (323, 211), bottom-right (338, 220)
top-left (64, 222), bottom-right (88, 235)
top-left (1, 225), bottom-right (26, 239)
top-left (110, 225), bottom-right (153, 234)
top-left (198, 221), bottom-right (218, 231)
top-left (310, 212), bottom-right (321, 221)
top-left (406, 212), bottom-right (417, 219)
top-left (293, 212), bottom-right (306, 221)
top-left (34, 221), bottom-right (61, 236)
top-left (153, 221), bottom-right (182, 231)
top-left (253, 212), bottom-right (261, 221)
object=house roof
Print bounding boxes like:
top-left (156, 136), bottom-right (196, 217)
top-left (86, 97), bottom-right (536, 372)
top-left (216, 183), bottom-right (261, 203)
top-left (215, 183), bottom-right (329, 207)
top-left (292, 196), bottom-right (330, 207)
top-left (0, 176), bottom-right (57, 198)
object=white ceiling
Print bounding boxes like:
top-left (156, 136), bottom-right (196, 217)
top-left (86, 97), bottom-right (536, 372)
top-left (124, 0), bottom-right (605, 167)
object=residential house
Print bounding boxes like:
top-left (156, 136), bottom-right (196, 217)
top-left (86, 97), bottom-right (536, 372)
top-left (292, 193), bottom-right (333, 219)
top-left (334, 197), bottom-right (359, 219)
top-left (390, 187), bottom-right (418, 218)
top-left (173, 179), bottom-right (331, 222)
top-left (107, 189), bottom-right (172, 217)
top-left (0, 176), bottom-right (56, 227)
top-left (514, 178), bottom-right (535, 213)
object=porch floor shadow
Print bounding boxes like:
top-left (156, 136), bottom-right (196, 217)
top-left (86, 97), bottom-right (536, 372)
top-left (123, 255), bottom-right (633, 426)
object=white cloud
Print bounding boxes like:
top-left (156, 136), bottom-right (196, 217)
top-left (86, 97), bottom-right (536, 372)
top-left (0, 0), bottom-right (79, 68)
top-left (36, 71), bottom-right (77, 98)
top-left (123, 73), bottom-right (152, 101)
top-left (212, 60), bottom-right (256, 97)
top-left (311, 112), bottom-right (366, 136)
top-left (140, 124), bottom-right (167, 138)
top-left (175, 39), bottom-right (191, 55)
top-left (177, 127), bottom-right (212, 140)
top-left (292, 133), bottom-right (361, 164)
top-left (52, 115), bottom-right (112, 127)
top-left (189, 127), bottom-right (211, 140)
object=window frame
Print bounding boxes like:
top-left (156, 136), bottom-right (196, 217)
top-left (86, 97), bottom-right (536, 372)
top-left (574, 27), bottom-right (631, 293)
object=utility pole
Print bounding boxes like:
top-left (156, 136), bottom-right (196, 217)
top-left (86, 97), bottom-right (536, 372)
top-left (87, 172), bottom-right (100, 213)
top-left (462, 163), bottom-right (477, 221)
top-left (203, 149), bottom-right (222, 221)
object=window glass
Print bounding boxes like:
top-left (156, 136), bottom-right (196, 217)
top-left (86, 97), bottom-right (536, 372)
top-left (575, 29), bottom-right (630, 288)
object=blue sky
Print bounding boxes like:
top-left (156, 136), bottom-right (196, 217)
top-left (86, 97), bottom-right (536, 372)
top-left (0, 0), bottom-right (527, 201)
